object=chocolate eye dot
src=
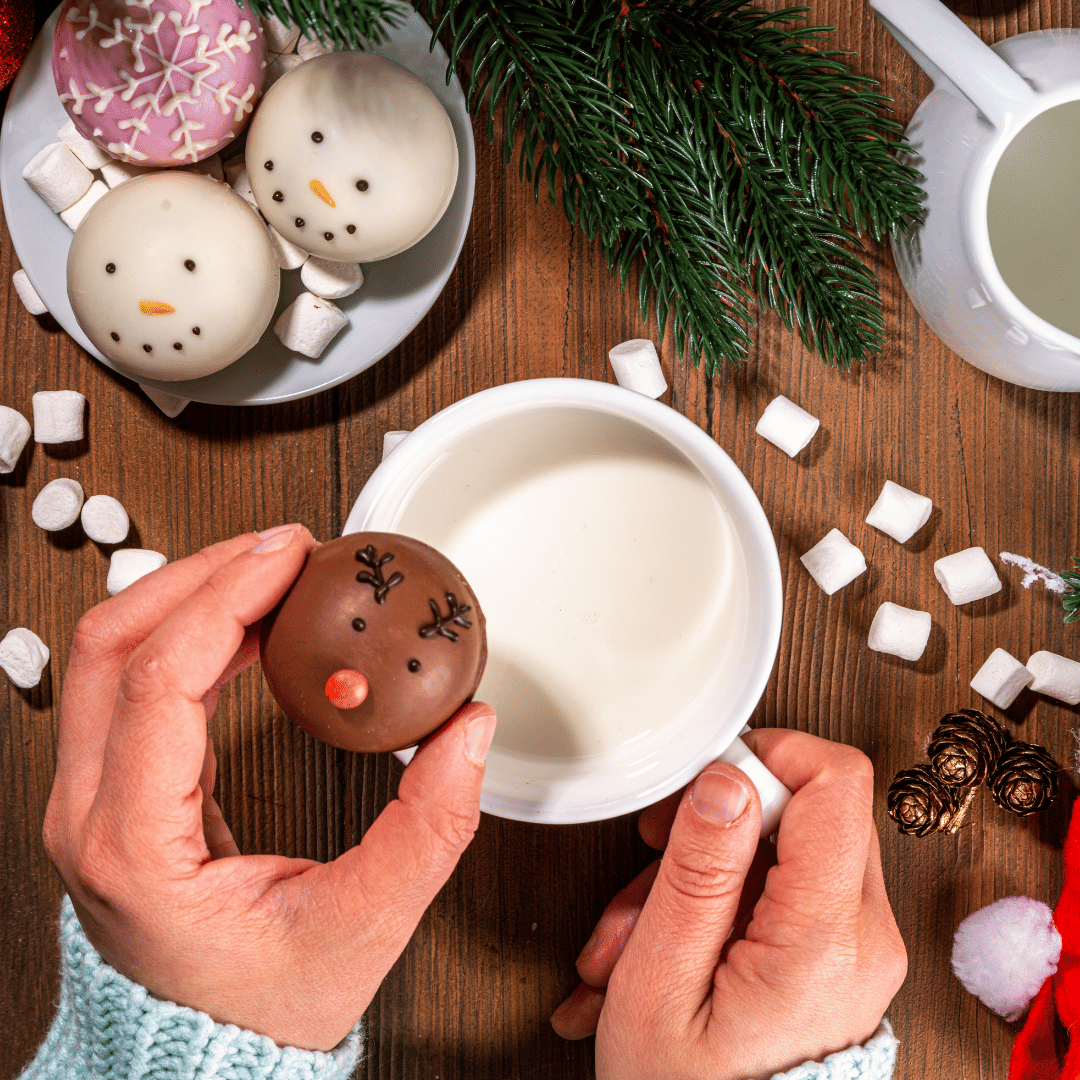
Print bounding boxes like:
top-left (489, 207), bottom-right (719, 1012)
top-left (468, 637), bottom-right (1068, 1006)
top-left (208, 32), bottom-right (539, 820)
top-left (408, 659), bottom-right (421, 673)
top-left (272, 190), bottom-right (284, 202)
top-left (264, 160), bottom-right (273, 170)
top-left (295, 217), bottom-right (305, 228)
top-left (355, 179), bottom-right (368, 192)
top-left (184, 259), bottom-right (195, 271)
top-left (346, 224), bottom-right (356, 234)
top-left (192, 326), bottom-right (201, 335)
top-left (311, 131), bottom-right (323, 143)
top-left (173, 342), bottom-right (183, 350)
top-left (143, 344), bottom-right (152, 352)
top-left (352, 618), bottom-right (366, 632)
top-left (110, 331), bottom-right (119, 341)
top-left (323, 231), bottom-right (333, 241)
top-left (105, 262), bottom-right (115, 273)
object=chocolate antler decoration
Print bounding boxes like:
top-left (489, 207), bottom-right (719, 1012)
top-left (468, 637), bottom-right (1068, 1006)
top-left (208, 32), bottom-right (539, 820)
top-left (420, 592), bottom-right (473, 641)
top-left (355, 545), bottom-right (404, 603)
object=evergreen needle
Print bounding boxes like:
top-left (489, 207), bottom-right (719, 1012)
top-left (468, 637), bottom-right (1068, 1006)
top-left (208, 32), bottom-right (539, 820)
top-left (1063, 558), bottom-right (1080, 624)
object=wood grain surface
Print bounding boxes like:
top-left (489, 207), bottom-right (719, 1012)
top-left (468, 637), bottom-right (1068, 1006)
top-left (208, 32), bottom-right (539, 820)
top-left (3, 0), bottom-right (1079, 1076)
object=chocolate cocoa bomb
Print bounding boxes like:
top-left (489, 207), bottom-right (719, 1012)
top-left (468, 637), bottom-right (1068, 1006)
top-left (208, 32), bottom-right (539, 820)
top-left (260, 533), bottom-right (487, 752)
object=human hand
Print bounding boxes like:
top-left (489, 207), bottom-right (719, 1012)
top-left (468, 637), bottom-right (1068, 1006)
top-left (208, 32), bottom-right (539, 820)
top-left (550, 729), bottom-right (907, 1079)
top-left (42, 526), bottom-right (497, 1052)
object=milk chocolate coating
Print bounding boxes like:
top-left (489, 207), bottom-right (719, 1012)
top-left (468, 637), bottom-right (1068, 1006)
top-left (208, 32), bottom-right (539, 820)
top-left (260, 533), bottom-right (487, 752)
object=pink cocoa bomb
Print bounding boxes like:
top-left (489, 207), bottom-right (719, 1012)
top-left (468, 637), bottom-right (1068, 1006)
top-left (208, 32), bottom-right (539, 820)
top-left (52, 0), bottom-right (265, 166)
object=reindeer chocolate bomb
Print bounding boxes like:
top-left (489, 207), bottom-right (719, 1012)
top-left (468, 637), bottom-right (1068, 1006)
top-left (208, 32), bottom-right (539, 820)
top-left (245, 52), bottom-right (459, 263)
top-left (67, 171), bottom-right (280, 380)
top-left (260, 534), bottom-right (487, 753)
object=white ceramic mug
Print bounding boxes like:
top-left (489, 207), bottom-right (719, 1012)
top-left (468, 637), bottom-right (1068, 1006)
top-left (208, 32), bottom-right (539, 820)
top-left (872, 0), bottom-right (1080, 391)
top-left (344, 379), bottom-right (791, 835)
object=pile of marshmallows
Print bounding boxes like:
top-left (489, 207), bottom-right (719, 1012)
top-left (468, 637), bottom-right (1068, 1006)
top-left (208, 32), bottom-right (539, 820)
top-left (0, 391), bottom-right (168, 691)
top-left (605, 344), bottom-right (1080, 714)
top-left (18, 12), bottom-right (360, 369)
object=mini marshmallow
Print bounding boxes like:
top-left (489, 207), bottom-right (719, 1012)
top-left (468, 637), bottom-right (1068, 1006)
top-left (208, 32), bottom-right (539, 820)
top-left (139, 383), bottom-right (190, 418)
top-left (865, 480), bottom-right (933, 544)
top-left (228, 163), bottom-right (259, 210)
top-left (81, 495), bottom-right (129, 544)
top-left (260, 13), bottom-right (301, 54)
top-left (755, 395), bottom-right (820, 457)
top-left (32, 478), bottom-right (84, 532)
top-left (800, 528), bottom-right (867, 596)
top-left (607, 339), bottom-right (667, 399)
top-left (382, 430), bottom-right (409, 459)
top-left (58, 119), bottom-right (114, 169)
top-left (100, 160), bottom-right (156, 188)
top-left (265, 52), bottom-right (304, 87)
top-left (868, 602), bottom-right (932, 661)
top-left (59, 179), bottom-right (109, 230)
top-left (301, 256), bottom-right (363, 299)
top-left (12, 269), bottom-right (48, 316)
top-left (0, 628), bottom-right (50, 689)
top-left (273, 292), bottom-right (348, 358)
top-left (264, 223), bottom-right (308, 270)
top-left (107, 549), bottom-right (167, 595)
top-left (0, 406), bottom-right (32, 473)
top-left (971, 648), bottom-right (1033, 710)
top-left (22, 142), bottom-right (94, 213)
top-left (935, 547), bottom-right (1003, 606)
top-left (296, 33), bottom-right (334, 61)
top-left (32, 390), bottom-right (86, 444)
top-left (1026, 651), bottom-right (1080, 706)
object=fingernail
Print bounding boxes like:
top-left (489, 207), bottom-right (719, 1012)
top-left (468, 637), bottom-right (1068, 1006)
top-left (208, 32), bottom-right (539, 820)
top-left (691, 768), bottom-right (750, 824)
top-left (464, 708), bottom-right (497, 765)
top-left (256, 523), bottom-right (301, 541)
top-left (576, 931), bottom-right (597, 965)
top-left (252, 525), bottom-right (300, 553)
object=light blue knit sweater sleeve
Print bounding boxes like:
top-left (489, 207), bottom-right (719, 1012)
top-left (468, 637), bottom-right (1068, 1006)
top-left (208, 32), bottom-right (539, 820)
top-left (18, 895), bottom-right (363, 1080)
top-left (768, 1020), bottom-right (897, 1080)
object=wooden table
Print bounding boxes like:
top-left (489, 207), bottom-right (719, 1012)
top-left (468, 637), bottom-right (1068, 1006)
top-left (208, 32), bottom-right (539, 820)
top-left (3, 1), bottom-right (1079, 1076)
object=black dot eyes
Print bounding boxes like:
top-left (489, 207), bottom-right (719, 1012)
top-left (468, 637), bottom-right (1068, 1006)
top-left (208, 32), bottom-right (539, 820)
top-left (142, 344), bottom-right (152, 352)
top-left (295, 217), bottom-right (305, 228)
top-left (264, 160), bottom-right (273, 170)
top-left (110, 331), bottom-right (119, 341)
top-left (311, 131), bottom-right (323, 143)
top-left (355, 179), bottom-right (368, 192)
top-left (408, 659), bottom-right (421, 673)
top-left (323, 231), bottom-right (333, 241)
top-left (346, 224), bottom-right (356, 234)
top-left (173, 342), bottom-right (183, 350)
top-left (272, 191), bottom-right (284, 202)
top-left (192, 327), bottom-right (201, 335)
top-left (184, 259), bottom-right (195, 271)
top-left (352, 618), bottom-right (366, 631)
top-left (106, 262), bottom-right (115, 273)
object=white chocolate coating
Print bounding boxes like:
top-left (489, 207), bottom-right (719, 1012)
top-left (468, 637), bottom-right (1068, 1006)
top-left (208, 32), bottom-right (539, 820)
top-left (67, 172), bottom-right (280, 381)
top-left (246, 52), bottom-right (458, 263)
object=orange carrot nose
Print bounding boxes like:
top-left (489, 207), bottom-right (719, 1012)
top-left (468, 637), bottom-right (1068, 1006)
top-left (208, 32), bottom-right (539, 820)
top-left (325, 669), bottom-right (369, 709)
top-left (139, 300), bottom-right (175, 315)
top-left (310, 179), bottom-right (336, 207)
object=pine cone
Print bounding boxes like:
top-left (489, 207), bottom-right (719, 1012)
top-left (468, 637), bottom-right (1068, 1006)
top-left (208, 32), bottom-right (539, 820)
top-left (989, 741), bottom-right (1058, 816)
top-left (927, 709), bottom-right (1008, 787)
top-left (887, 765), bottom-right (961, 836)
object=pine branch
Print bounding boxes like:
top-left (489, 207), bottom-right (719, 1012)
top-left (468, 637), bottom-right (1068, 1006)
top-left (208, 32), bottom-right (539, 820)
top-left (247, 0), bottom-right (402, 50)
top-left (1063, 558), bottom-right (1080, 624)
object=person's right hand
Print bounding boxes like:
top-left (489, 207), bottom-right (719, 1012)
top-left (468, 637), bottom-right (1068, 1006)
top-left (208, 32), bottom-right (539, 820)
top-left (551, 729), bottom-right (907, 1080)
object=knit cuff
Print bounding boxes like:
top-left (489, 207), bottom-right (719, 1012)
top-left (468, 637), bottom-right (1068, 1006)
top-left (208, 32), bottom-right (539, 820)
top-left (769, 1020), bottom-right (897, 1080)
top-left (19, 895), bottom-right (363, 1080)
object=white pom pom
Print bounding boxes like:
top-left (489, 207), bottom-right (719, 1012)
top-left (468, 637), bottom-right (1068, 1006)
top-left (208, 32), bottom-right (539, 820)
top-left (952, 897), bottom-right (1061, 1020)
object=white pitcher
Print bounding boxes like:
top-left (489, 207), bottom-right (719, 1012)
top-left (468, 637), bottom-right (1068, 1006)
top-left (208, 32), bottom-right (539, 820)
top-left (871, 0), bottom-right (1080, 391)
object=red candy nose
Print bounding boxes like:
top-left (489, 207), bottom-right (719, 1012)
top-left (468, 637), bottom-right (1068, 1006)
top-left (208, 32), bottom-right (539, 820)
top-left (325, 669), bottom-right (369, 709)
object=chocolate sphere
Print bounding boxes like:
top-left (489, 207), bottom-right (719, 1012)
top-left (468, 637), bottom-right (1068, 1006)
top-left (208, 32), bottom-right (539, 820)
top-left (260, 533), bottom-right (487, 752)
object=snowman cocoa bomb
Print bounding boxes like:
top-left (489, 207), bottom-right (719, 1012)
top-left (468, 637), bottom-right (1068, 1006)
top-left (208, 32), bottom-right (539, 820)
top-left (53, 0), bottom-right (264, 165)
top-left (67, 172), bottom-right (280, 380)
top-left (246, 53), bottom-right (458, 263)
top-left (260, 534), bottom-right (487, 753)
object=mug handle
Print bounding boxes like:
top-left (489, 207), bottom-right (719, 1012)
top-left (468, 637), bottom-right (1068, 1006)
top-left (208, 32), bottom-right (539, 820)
top-left (869, 0), bottom-right (1036, 130)
top-left (719, 730), bottom-right (793, 839)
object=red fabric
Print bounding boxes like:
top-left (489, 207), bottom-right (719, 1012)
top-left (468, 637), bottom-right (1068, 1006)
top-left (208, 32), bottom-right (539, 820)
top-left (0, 0), bottom-right (34, 91)
top-left (1011, 806), bottom-right (1080, 1079)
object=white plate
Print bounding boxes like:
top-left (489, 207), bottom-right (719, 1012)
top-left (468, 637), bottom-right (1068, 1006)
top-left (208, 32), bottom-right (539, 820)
top-left (0, 5), bottom-right (475, 405)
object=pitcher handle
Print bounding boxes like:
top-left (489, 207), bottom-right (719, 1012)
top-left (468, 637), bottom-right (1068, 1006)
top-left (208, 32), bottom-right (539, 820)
top-left (870, 0), bottom-right (1036, 129)
top-left (718, 732), bottom-right (793, 839)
